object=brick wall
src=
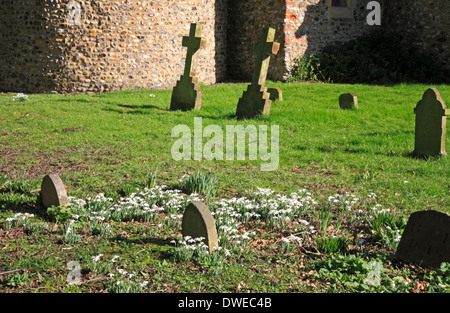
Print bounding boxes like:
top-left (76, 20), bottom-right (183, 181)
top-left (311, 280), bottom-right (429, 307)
top-left (227, 0), bottom-right (380, 81)
top-left (0, 0), bottom-right (227, 93)
top-left (283, 0), bottom-right (378, 79)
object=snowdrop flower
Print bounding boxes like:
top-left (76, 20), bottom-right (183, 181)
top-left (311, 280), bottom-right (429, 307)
top-left (92, 254), bottom-right (103, 262)
top-left (281, 237), bottom-right (291, 244)
top-left (12, 93), bottom-right (29, 101)
top-left (117, 268), bottom-right (128, 275)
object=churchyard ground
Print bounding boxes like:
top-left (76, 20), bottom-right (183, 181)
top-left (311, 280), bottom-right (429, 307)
top-left (0, 82), bottom-right (449, 293)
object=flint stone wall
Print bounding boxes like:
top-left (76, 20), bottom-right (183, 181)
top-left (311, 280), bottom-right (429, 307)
top-left (384, 0), bottom-right (450, 72)
top-left (0, 0), bottom-right (227, 93)
top-left (0, 0), bottom-right (448, 93)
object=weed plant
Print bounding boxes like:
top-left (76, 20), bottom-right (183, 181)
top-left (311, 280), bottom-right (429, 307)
top-left (178, 171), bottom-right (218, 199)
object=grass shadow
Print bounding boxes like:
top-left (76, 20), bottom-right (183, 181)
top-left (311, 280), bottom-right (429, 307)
top-left (404, 151), bottom-right (447, 161)
top-left (117, 104), bottom-right (166, 111)
top-left (197, 112), bottom-right (237, 121)
top-left (0, 197), bottom-right (47, 219)
top-left (102, 104), bottom-right (169, 115)
top-left (111, 235), bottom-right (176, 246)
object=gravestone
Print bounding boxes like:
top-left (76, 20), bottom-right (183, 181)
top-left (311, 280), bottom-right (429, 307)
top-left (182, 201), bottom-right (218, 252)
top-left (170, 23), bottom-right (206, 111)
top-left (41, 173), bottom-right (68, 208)
top-left (395, 210), bottom-right (450, 268)
top-left (236, 27), bottom-right (280, 119)
top-left (339, 93), bottom-right (358, 110)
top-left (267, 87), bottom-right (283, 103)
top-left (413, 88), bottom-right (449, 157)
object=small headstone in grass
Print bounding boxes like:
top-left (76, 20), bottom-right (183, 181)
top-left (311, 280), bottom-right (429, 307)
top-left (182, 201), bottom-right (218, 253)
top-left (339, 93), bottom-right (358, 110)
top-left (267, 87), bottom-right (283, 104)
top-left (395, 210), bottom-right (450, 268)
top-left (236, 27), bottom-right (280, 119)
top-left (41, 173), bottom-right (68, 208)
top-left (413, 88), bottom-right (449, 158)
top-left (170, 23), bottom-right (206, 111)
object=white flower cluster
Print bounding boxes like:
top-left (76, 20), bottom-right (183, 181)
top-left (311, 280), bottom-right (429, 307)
top-left (371, 203), bottom-right (390, 214)
top-left (213, 188), bottom-right (317, 229)
top-left (173, 236), bottom-right (210, 251)
top-left (62, 181), bottom-right (394, 266)
top-left (68, 186), bottom-right (190, 223)
top-left (5, 212), bottom-right (34, 223)
top-left (12, 93), bottom-right (29, 101)
top-left (280, 234), bottom-right (303, 244)
top-left (327, 192), bottom-right (360, 210)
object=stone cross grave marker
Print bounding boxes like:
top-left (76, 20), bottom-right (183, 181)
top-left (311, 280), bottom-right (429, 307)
top-left (413, 88), bottom-right (449, 157)
top-left (41, 173), bottom-right (68, 208)
top-left (339, 93), bottom-right (358, 110)
top-left (395, 210), bottom-right (450, 268)
top-left (236, 27), bottom-right (280, 119)
top-left (182, 201), bottom-right (218, 253)
top-left (267, 87), bottom-right (283, 104)
top-left (170, 23), bottom-right (206, 111)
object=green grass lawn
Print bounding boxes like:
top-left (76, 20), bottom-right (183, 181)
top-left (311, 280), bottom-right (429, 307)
top-left (0, 82), bottom-right (449, 293)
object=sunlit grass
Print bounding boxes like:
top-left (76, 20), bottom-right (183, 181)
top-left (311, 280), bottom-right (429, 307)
top-left (0, 82), bottom-right (449, 293)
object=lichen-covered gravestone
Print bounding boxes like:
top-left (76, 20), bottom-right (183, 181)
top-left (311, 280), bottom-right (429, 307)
top-left (181, 201), bottom-right (218, 252)
top-left (339, 93), bottom-right (358, 110)
top-left (170, 23), bottom-right (206, 111)
top-left (236, 27), bottom-right (280, 119)
top-left (41, 173), bottom-right (68, 208)
top-left (395, 210), bottom-right (450, 268)
top-left (413, 88), bottom-right (449, 157)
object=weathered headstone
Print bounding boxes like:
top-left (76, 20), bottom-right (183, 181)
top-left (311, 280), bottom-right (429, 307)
top-left (236, 27), bottom-right (280, 119)
top-left (41, 173), bottom-right (68, 208)
top-left (170, 23), bottom-right (206, 111)
top-left (339, 93), bottom-right (358, 110)
top-left (267, 87), bottom-right (283, 103)
top-left (182, 201), bottom-right (218, 252)
top-left (395, 210), bottom-right (450, 268)
top-left (413, 88), bottom-right (449, 157)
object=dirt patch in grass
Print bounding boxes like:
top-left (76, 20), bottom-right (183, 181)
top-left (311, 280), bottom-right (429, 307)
top-left (0, 144), bottom-right (100, 179)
